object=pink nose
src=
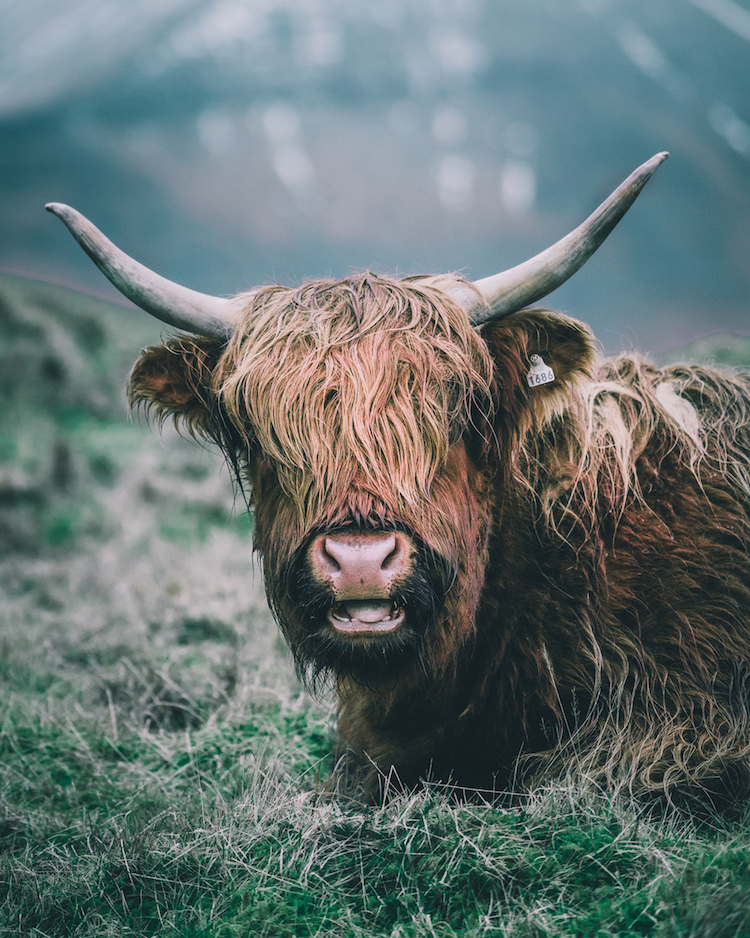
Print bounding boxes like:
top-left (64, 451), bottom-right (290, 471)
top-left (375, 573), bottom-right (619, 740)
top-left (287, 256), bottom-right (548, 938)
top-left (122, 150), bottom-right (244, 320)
top-left (309, 531), bottom-right (410, 598)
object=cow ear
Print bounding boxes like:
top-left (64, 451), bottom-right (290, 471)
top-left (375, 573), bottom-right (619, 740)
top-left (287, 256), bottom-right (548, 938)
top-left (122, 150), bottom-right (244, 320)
top-left (480, 308), bottom-right (598, 422)
top-left (128, 337), bottom-right (225, 437)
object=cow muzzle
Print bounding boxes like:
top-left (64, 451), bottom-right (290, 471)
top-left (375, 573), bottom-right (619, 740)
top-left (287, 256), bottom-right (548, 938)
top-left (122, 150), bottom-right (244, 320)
top-left (308, 531), bottom-right (413, 635)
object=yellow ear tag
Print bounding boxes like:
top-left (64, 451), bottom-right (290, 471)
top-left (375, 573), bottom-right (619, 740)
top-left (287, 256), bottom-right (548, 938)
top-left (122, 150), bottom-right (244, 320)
top-left (526, 354), bottom-right (555, 388)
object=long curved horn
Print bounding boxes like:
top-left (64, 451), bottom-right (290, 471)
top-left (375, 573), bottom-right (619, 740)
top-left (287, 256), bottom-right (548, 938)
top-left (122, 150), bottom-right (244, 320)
top-left (458, 151), bottom-right (669, 326)
top-left (46, 203), bottom-right (237, 341)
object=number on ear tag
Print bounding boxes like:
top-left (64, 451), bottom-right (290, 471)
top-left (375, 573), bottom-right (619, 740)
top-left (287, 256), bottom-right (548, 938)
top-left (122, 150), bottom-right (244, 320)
top-left (526, 354), bottom-right (555, 388)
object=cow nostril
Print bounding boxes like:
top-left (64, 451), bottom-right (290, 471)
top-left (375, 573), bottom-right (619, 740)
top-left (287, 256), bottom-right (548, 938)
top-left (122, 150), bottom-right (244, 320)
top-left (315, 536), bottom-right (341, 575)
top-left (382, 536), bottom-right (406, 572)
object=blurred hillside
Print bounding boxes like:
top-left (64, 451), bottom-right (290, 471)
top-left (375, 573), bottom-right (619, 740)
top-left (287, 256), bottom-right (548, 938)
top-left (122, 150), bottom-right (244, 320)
top-left (0, 274), bottom-right (244, 555)
top-left (656, 330), bottom-right (750, 367)
top-left (1, 0), bottom-right (749, 354)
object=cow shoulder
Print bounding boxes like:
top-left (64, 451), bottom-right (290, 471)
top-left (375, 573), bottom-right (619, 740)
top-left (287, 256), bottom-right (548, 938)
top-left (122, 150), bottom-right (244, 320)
top-left (128, 337), bottom-right (225, 435)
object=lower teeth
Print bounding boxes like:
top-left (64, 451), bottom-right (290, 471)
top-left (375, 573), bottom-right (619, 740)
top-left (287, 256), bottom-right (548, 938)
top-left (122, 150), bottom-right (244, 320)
top-left (331, 602), bottom-right (401, 625)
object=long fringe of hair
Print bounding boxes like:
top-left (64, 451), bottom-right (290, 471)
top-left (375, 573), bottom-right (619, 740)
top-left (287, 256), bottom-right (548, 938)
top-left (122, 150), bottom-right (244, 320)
top-left (214, 272), bottom-right (495, 547)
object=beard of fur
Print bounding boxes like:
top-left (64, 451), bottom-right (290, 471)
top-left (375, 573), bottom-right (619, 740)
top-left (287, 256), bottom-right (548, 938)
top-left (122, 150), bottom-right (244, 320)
top-left (213, 272), bottom-right (495, 537)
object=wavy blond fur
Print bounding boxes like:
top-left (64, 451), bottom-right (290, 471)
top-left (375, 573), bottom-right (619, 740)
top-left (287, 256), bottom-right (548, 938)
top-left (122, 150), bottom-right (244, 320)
top-left (519, 354), bottom-right (750, 542)
top-left (215, 272), bottom-right (494, 541)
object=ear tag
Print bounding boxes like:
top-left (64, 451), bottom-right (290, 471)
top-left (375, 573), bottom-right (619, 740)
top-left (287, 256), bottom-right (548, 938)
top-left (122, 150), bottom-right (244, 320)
top-left (527, 354), bottom-right (555, 388)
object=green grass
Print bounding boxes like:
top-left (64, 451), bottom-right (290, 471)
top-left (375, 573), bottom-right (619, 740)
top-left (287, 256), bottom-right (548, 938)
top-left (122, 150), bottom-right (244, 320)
top-left (2, 275), bottom-right (750, 936)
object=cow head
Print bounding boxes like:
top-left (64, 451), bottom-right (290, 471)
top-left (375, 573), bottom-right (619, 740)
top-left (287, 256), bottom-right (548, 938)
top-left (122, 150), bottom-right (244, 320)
top-left (46, 153), bottom-right (667, 685)
top-left (126, 273), bottom-right (502, 683)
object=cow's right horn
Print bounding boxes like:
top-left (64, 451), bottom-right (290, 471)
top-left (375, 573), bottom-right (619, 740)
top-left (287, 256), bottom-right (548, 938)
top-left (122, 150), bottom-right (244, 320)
top-left (456, 151), bottom-right (669, 325)
top-left (46, 203), bottom-right (237, 341)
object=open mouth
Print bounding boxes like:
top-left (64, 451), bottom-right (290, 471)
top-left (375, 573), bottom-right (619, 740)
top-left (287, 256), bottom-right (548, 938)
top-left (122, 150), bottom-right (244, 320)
top-left (329, 599), bottom-right (405, 635)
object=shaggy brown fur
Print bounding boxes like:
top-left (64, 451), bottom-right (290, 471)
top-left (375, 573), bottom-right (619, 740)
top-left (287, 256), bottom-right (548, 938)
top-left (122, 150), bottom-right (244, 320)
top-left (130, 271), bottom-right (750, 807)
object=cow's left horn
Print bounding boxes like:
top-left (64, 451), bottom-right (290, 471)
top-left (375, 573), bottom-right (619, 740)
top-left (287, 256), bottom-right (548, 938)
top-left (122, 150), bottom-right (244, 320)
top-left (45, 203), bottom-right (237, 341)
top-left (458, 152), bottom-right (669, 326)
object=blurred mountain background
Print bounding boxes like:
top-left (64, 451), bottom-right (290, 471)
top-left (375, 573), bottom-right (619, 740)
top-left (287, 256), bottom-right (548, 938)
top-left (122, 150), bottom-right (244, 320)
top-left (1, 0), bottom-right (749, 353)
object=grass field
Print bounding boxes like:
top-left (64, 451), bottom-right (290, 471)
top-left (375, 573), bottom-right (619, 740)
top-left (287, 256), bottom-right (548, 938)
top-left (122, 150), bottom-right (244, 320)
top-left (2, 274), bottom-right (750, 937)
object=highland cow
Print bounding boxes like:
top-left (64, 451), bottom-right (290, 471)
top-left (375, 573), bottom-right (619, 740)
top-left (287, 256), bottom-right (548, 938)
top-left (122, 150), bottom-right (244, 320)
top-left (47, 152), bottom-right (750, 806)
